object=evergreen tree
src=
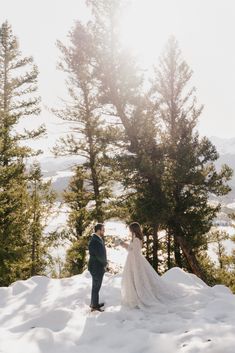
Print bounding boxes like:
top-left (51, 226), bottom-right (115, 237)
top-left (204, 229), bottom-right (235, 289)
top-left (64, 166), bottom-right (93, 240)
top-left (62, 166), bottom-right (93, 275)
top-left (27, 162), bottom-right (56, 276)
top-left (53, 21), bottom-right (113, 223)
top-left (151, 37), bottom-right (233, 278)
top-left (87, 0), bottom-right (166, 272)
top-left (208, 229), bottom-right (230, 269)
top-left (0, 160), bottom-right (29, 285)
top-left (0, 22), bottom-right (45, 285)
top-left (229, 234), bottom-right (235, 292)
top-left (63, 237), bottom-right (88, 276)
top-left (85, 1), bottom-right (232, 281)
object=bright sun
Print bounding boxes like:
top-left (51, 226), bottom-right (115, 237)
top-left (119, 0), bottom-right (182, 67)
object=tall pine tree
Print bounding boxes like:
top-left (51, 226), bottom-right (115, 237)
top-left (151, 37), bottom-right (232, 278)
top-left (85, 1), bottom-right (232, 281)
top-left (62, 166), bottom-right (94, 276)
top-left (27, 162), bottom-right (56, 276)
top-left (53, 21), bottom-right (113, 223)
top-left (0, 21), bottom-right (45, 285)
top-left (87, 0), bottom-right (169, 272)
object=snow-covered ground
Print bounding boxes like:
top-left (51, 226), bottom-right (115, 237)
top-left (1, 247), bottom-right (235, 353)
top-left (10, 199), bottom-right (231, 352)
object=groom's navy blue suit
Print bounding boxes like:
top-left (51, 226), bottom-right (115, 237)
top-left (88, 233), bottom-right (107, 308)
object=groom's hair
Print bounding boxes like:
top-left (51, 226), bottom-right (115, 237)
top-left (94, 223), bottom-right (104, 232)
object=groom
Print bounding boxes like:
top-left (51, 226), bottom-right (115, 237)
top-left (88, 223), bottom-right (107, 312)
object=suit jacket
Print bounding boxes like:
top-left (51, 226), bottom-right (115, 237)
top-left (88, 234), bottom-right (107, 276)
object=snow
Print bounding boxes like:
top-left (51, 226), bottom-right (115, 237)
top-left (107, 246), bottom-right (127, 269)
top-left (207, 226), bottom-right (235, 264)
top-left (6, 206), bottom-right (234, 353)
top-left (1, 256), bottom-right (235, 353)
top-left (226, 202), bottom-right (235, 210)
top-left (105, 220), bottom-right (129, 238)
top-left (43, 170), bottom-right (75, 183)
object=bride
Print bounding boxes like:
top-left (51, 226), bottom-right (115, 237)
top-left (120, 222), bottom-right (185, 311)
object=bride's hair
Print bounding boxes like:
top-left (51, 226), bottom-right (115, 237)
top-left (129, 222), bottom-right (143, 241)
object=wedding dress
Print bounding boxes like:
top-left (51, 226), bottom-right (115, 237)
top-left (121, 236), bottom-right (186, 311)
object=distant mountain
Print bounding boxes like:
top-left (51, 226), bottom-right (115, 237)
top-left (39, 155), bottom-right (83, 176)
top-left (38, 137), bottom-right (235, 202)
top-left (39, 155), bottom-right (83, 195)
top-left (210, 136), bottom-right (235, 155)
top-left (209, 137), bottom-right (235, 201)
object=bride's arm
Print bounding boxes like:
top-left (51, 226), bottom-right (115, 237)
top-left (114, 237), bottom-right (129, 249)
top-left (120, 237), bottom-right (142, 250)
top-left (120, 240), bottom-right (129, 249)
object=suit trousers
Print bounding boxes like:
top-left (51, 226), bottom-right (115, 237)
top-left (90, 272), bottom-right (104, 308)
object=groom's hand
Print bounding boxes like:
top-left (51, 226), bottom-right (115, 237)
top-left (104, 261), bottom-right (109, 272)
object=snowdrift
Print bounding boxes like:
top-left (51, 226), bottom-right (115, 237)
top-left (0, 267), bottom-right (235, 353)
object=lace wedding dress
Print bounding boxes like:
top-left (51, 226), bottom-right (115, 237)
top-left (121, 236), bottom-right (185, 311)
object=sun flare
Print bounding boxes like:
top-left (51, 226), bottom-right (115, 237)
top-left (119, 0), bottom-right (178, 67)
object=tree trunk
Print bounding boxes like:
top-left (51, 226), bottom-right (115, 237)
top-left (167, 231), bottom-right (171, 269)
top-left (31, 180), bottom-right (37, 277)
top-left (90, 161), bottom-right (103, 223)
top-left (174, 232), bottom-right (206, 281)
top-left (217, 242), bottom-right (223, 269)
top-left (173, 234), bottom-right (182, 268)
top-left (146, 233), bottom-right (150, 262)
top-left (152, 225), bottom-right (159, 273)
top-left (31, 236), bottom-right (36, 276)
top-left (85, 92), bottom-right (104, 224)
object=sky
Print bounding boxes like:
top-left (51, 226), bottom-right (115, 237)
top-left (1, 0), bottom-right (235, 155)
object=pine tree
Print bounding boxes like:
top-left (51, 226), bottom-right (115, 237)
top-left (208, 229), bottom-right (230, 269)
top-left (63, 238), bottom-right (88, 276)
top-left (53, 21), bottom-right (113, 223)
top-left (0, 21), bottom-right (45, 285)
top-left (27, 162), bottom-right (56, 276)
top-left (64, 166), bottom-right (93, 240)
top-left (204, 229), bottom-right (235, 289)
top-left (228, 234), bottom-right (235, 292)
top-left (87, 0), bottom-right (167, 271)
top-left (85, 2), bottom-right (233, 281)
top-left (63, 166), bottom-right (93, 275)
top-left (0, 161), bottom-right (29, 285)
top-left (151, 37), bottom-right (233, 278)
